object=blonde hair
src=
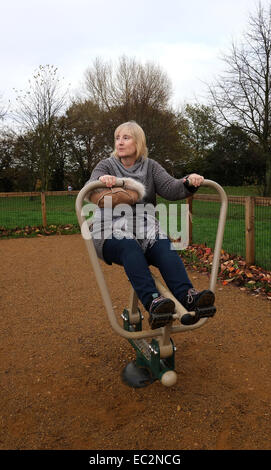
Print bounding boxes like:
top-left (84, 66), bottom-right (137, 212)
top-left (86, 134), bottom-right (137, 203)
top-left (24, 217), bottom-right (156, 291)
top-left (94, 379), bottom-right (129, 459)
top-left (112, 121), bottom-right (148, 160)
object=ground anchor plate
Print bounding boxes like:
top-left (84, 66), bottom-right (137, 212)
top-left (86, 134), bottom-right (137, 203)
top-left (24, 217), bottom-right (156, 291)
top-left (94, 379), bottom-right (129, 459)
top-left (121, 361), bottom-right (156, 388)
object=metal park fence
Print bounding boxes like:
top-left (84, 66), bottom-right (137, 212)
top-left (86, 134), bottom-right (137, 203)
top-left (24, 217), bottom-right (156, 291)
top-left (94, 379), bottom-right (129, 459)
top-left (0, 190), bottom-right (270, 271)
top-left (0, 191), bottom-right (79, 228)
top-left (189, 194), bottom-right (271, 271)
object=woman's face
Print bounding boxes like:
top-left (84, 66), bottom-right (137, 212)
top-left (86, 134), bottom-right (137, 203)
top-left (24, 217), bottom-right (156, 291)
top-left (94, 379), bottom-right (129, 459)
top-left (115, 129), bottom-right (137, 160)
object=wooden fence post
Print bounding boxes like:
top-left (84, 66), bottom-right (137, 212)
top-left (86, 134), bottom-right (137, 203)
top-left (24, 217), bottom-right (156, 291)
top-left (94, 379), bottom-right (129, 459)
top-left (41, 192), bottom-right (47, 227)
top-left (187, 196), bottom-right (193, 245)
top-left (245, 196), bottom-right (255, 265)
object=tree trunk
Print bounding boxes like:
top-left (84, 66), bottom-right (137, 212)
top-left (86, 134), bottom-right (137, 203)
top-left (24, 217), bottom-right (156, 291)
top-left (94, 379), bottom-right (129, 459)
top-left (265, 154), bottom-right (271, 196)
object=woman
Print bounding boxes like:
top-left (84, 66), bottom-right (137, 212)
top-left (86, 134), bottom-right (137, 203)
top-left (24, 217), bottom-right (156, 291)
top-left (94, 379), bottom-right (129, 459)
top-left (87, 121), bottom-right (214, 329)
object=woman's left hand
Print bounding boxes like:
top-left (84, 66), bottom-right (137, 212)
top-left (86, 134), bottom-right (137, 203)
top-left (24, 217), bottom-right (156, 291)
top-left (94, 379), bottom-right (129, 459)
top-left (186, 174), bottom-right (204, 187)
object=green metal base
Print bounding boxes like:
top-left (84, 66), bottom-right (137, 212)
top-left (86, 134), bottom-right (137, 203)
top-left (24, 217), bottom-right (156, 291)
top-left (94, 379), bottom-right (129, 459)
top-left (121, 308), bottom-right (176, 387)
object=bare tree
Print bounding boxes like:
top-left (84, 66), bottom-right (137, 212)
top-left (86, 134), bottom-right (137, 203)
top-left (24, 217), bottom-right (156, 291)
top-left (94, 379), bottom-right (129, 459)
top-left (83, 55), bottom-right (180, 171)
top-left (0, 94), bottom-right (7, 121)
top-left (84, 55), bottom-right (172, 114)
top-left (208, 2), bottom-right (271, 195)
top-left (13, 65), bottom-right (69, 190)
top-left (14, 65), bottom-right (67, 130)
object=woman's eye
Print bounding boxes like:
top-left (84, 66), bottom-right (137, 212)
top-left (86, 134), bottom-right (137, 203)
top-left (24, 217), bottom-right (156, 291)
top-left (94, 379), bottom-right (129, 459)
top-left (115, 134), bottom-right (131, 141)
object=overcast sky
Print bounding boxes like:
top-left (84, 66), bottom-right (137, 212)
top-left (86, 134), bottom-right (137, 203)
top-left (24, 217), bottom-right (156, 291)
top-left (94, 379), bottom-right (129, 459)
top-left (0, 0), bottom-right (270, 112)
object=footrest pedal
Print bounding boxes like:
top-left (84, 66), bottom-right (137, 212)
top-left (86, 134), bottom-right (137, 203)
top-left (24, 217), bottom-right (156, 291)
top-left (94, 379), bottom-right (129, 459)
top-left (196, 306), bottom-right (216, 318)
top-left (181, 306), bottom-right (216, 326)
top-left (149, 312), bottom-right (173, 330)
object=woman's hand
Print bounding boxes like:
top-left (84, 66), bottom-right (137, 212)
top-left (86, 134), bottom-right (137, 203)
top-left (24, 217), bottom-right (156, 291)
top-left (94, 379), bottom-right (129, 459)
top-left (99, 175), bottom-right (116, 188)
top-left (186, 174), bottom-right (204, 187)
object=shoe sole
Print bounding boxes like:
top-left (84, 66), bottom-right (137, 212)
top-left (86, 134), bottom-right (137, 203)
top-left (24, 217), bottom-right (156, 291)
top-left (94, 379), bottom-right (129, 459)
top-left (149, 299), bottom-right (175, 329)
top-left (152, 299), bottom-right (175, 314)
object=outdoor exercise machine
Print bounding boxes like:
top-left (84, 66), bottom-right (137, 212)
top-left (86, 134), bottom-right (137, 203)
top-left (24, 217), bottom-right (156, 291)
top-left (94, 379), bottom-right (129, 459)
top-left (76, 179), bottom-right (228, 388)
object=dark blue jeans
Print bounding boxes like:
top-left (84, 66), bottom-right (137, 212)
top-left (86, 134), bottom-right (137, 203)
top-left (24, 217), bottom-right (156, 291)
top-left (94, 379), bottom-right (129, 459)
top-left (103, 236), bottom-right (193, 310)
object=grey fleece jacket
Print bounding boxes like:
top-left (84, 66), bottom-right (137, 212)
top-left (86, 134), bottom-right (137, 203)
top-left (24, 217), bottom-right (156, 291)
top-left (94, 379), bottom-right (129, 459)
top-left (86, 156), bottom-right (195, 261)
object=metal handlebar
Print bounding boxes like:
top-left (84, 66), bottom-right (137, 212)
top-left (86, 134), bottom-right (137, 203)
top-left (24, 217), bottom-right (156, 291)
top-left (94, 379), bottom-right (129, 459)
top-left (75, 179), bottom-right (228, 340)
top-left (201, 180), bottom-right (228, 292)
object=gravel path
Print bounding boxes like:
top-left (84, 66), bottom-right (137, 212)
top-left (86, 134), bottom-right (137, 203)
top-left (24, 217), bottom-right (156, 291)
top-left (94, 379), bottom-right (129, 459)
top-left (0, 235), bottom-right (271, 450)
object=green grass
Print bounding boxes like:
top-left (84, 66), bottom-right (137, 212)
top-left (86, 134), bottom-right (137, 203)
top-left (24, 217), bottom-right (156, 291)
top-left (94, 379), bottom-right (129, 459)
top-left (46, 196), bottom-right (80, 225)
top-left (156, 195), bottom-right (270, 271)
top-left (191, 199), bottom-right (270, 271)
top-left (0, 190), bottom-right (270, 271)
top-left (197, 185), bottom-right (263, 196)
top-left (0, 195), bottom-right (79, 228)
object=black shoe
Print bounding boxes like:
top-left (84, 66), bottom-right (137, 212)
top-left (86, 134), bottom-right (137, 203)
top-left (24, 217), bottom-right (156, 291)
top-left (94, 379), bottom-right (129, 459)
top-left (180, 288), bottom-right (216, 326)
top-left (148, 295), bottom-right (175, 329)
top-left (181, 288), bottom-right (215, 312)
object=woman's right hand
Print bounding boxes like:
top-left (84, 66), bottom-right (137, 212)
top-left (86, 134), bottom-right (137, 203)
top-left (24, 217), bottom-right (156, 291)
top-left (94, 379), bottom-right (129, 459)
top-left (99, 175), bottom-right (116, 187)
